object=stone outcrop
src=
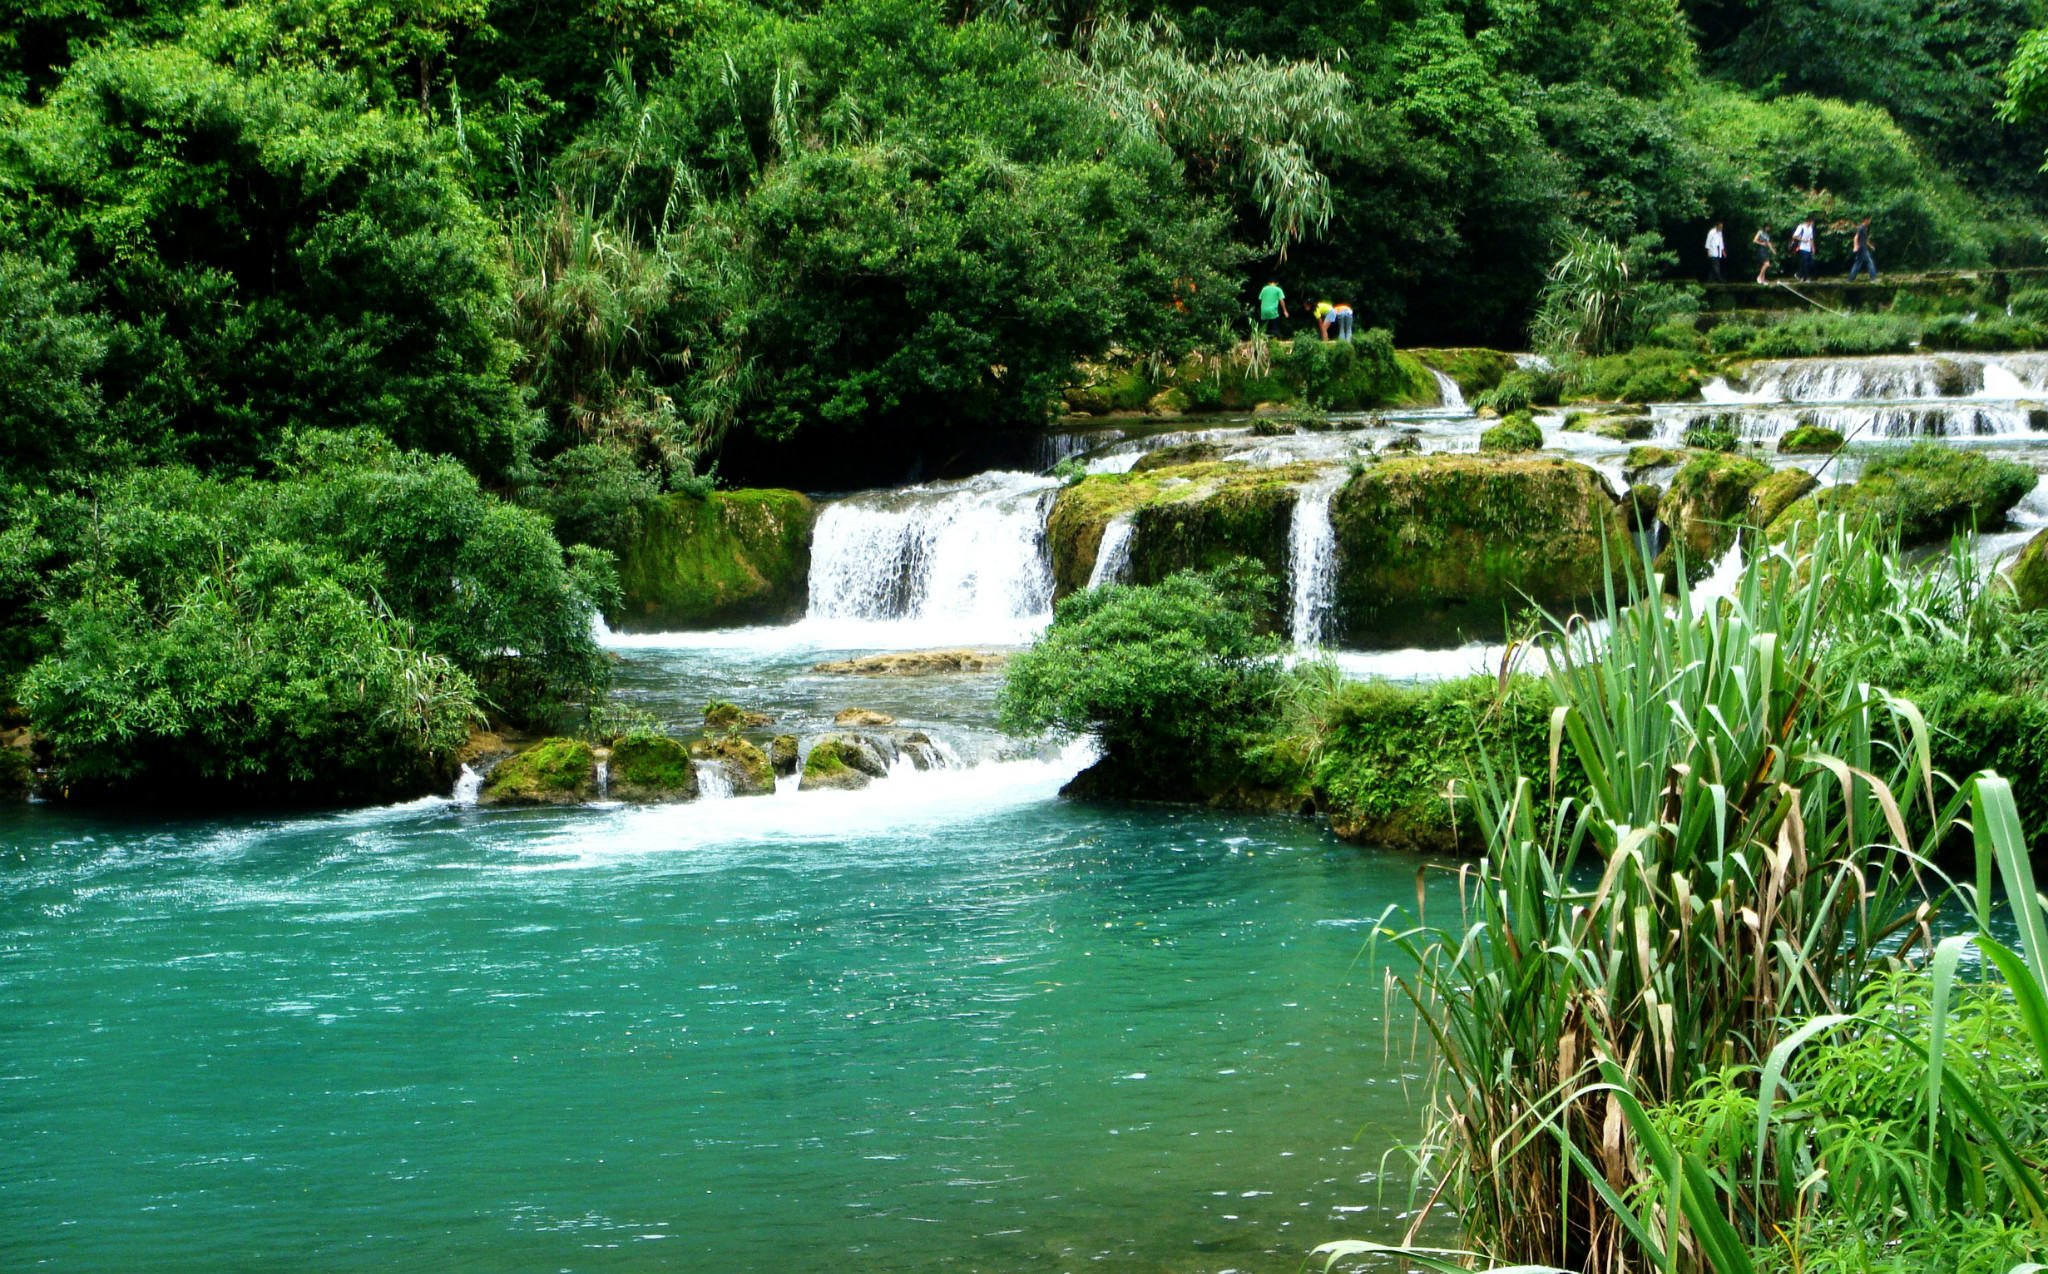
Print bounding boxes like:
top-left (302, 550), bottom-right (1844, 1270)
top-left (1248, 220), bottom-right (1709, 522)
top-left (1653, 453), bottom-right (1773, 580)
top-left (704, 701), bottom-right (772, 729)
top-left (833, 708), bottom-right (896, 727)
top-left (809, 649), bottom-right (1007, 675)
top-left (1767, 443), bottom-right (2035, 547)
top-left (689, 736), bottom-right (776, 795)
top-left (769, 735), bottom-right (801, 776)
top-left (1330, 454), bottom-right (1627, 647)
top-left (606, 734), bottom-right (698, 803)
top-left (609, 489), bottom-right (814, 631)
top-left (2010, 527), bottom-right (2048, 611)
top-left (477, 738), bottom-right (599, 807)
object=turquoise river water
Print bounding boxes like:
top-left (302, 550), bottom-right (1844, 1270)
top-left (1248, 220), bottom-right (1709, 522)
top-left (0, 627), bottom-right (1457, 1274)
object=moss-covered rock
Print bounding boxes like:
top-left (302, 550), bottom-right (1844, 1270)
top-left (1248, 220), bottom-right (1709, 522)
top-left (1655, 453), bottom-right (1773, 580)
top-left (1594, 415), bottom-right (1656, 441)
top-left (1131, 442), bottom-right (1222, 472)
top-left (769, 734), bottom-right (800, 776)
top-left (704, 700), bottom-right (771, 729)
top-left (1479, 412), bottom-right (1543, 453)
top-left (1748, 467), bottom-right (1819, 528)
top-left (610, 489), bottom-right (814, 631)
top-left (810, 649), bottom-right (1007, 675)
top-left (697, 736), bottom-right (776, 795)
top-left (1330, 454), bottom-right (1626, 646)
top-left (2011, 528), bottom-right (2048, 610)
top-left (800, 737), bottom-right (872, 791)
top-left (1409, 348), bottom-right (1520, 397)
top-left (1045, 461), bottom-right (1322, 600)
top-left (0, 747), bottom-right (31, 802)
top-left (1779, 425), bottom-right (1845, 454)
top-left (1624, 445), bottom-right (1689, 480)
top-left (478, 737), bottom-right (599, 807)
top-left (1768, 442), bottom-right (2037, 547)
top-left (607, 734), bottom-right (698, 803)
top-left (1623, 483), bottom-right (1662, 532)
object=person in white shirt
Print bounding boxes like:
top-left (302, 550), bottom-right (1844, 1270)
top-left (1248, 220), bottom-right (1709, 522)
top-left (1705, 222), bottom-right (1726, 282)
top-left (1792, 217), bottom-right (1816, 280)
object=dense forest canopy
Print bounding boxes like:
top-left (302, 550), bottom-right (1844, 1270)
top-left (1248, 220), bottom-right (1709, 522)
top-left (7, 0), bottom-right (2048, 797)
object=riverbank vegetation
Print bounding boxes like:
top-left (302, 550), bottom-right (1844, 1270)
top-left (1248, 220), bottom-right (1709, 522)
top-left (1008, 521), bottom-right (2048, 1271)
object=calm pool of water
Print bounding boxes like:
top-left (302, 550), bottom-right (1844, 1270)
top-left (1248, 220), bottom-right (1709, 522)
top-left (1, 635), bottom-right (1450, 1273)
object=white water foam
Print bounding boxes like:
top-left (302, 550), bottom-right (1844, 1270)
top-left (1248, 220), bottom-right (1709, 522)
top-left (1287, 479), bottom-right (1343, 646)
top-left (1689, 545), bottom-right (1746, 607)
top-left (1087, 514), bottom-right (1136, 589)
top-left (1428, 369), bottom-right (1466, 411)
top-left (694, 759), bottom-right (735, 800)
top-left (807, 471), bottom-right (1058, 631)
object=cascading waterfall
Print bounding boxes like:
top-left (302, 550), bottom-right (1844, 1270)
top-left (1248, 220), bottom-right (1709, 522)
top-left (1288, 480), bottom-right (1343, 647)
top-left (1712, 353), bottom-right (2048, 404)
top-left (1087, 515), bottom-right (1136, 589)
top-left (1429, 369), bottom-right (1466, 411)
top-left (806, 472), bottom-right (1059, 624)
top-left (694, 760), bottom-right (735, 800)
top-left (1654, 401), bottom-right (2043, 444)
top-left (451, 765), bottom-right (482, 805)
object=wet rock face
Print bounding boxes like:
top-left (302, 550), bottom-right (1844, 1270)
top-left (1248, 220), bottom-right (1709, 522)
top-left (607, 735), bottom-right (699, 803)
top-left (1330, 454), bottom-right (1626, 648)
top-left (694, 737), bottom-right (776, 796)
top-left (769, 735), bottom-right (801, 777)
top-left (0, 745), bottom-right (31, 802)
top-left (478, 738), bottom-right (600, 807)
top-left (609, 489), bottom-right (814, 632)
top-left (833, 708), bottom-right (896, 727)
top-left (1654, 453), bottom-right (1773, 582)
top-left (2012, 528), bottom-right (2048, 611)
top-left (799, 738), bottom-right (872, 791)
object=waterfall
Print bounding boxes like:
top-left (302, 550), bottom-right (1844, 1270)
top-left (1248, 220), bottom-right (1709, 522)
top-left (1690, 545), bottom-right (1746, 607)
top-left (1429, 369), bottom-right (1466, 411)
top-left (595, 757), bottom-right (610, 800)
top-left (1654, 402), bottom-right (2042, 444)
top-left (1087, 515), bottom-right (1136, 589)
top-left (694, 760), bottom-right (735, 800)
top-left (807, 472), bottom-right (1059, 625)
top-left (1287, 480), bottom-right (1343, 647)
top-left (451, 764), bottom-right (482, 805)
top-left (1720, 353), bottom-right (2048, 404)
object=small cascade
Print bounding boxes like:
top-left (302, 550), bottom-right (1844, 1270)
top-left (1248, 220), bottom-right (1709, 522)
top-left (1428, 369), bottom-right (1466, 411)
top-left (1033, 428), bottom-right (1124, 471)
top-left (1654, 402), bottom-right (2043, 444)
top-left (694, 760), bottom-right (735, 800)
top-left (1720, 353), bottom-right (2048, 404)
top-left (451, 764), bottom-right (482, 805)
top-left (806, 472), bottom-right (1059, 624)
top-left (1287, 479), bottom-right (1343, 647)
top-left (595, 757), bottom-right (611, 800)
top-left (1690, 545), bottom-right (1746, 607)
top-left (1087, 515), bottom-right (1136, 589)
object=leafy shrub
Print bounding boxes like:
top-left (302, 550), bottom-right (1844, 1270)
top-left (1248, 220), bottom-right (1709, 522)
top-left (1682, 425), bottom-right (1741, 451)
top-left (1641, 319), bottom-right (1708, 352)
top-left (999, 563), bottom-right (1283, 797)
top-left (1922, 313), bottom-right (2048, 351)
top-left (1572, 345), bottom-right (1705, 403)
top-left (1474, 378), bottom-right (1533, 415)
top-left (2009, 288), bottom-right (2048, 323)
top-left (1779, 424), bottom-right (1845, 453)
top-left (1746, 313), bottom-right (1919, 358)
top-left (1707, 321), bottom-right (1760, 354)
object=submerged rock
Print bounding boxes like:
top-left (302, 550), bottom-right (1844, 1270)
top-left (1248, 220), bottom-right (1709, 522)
top-left (478, 738), bottom-right (599, 807)
top-left (1330, 454), bottom-right (1626, 647)
top-left (769, 734), bottom-right (801, 777)
top-left (832, 708), bottom-right (897, 727)
top-left (607, 734), bottom-right (699, 803)
top-left (608, 489), bottom-right (814, 632)
top-left (1131, 442), bottom-right (1222, 473)
top-left (809, 649), bottom-right (1007, 675)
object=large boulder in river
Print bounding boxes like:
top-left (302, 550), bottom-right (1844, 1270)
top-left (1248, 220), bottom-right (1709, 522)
top-left (689, 736), bottom-right (776, 795)
top-left (769, 734), bottom-right (801, 776)
top-left (607, 734), bottom-right (698, 803)
top-left (800, 737), bottom-right (875, 791)
top-left (1046, 461), bottom-right (1324, 610)
top-left (2010, 528), bottom-right (2048, 610)
top-left (609, 489), bottom-right (814, 631)
top-left (1768, 442), bottom-right (2035, 548)
top-left (1653, 453), bottom-right (1773, 581)
top-left (478, 738), bottom-right (599, 806)
top-left (834, 708), bottom-right (896, 727)
top-left (1330, 454), bottom-right (1625, 646)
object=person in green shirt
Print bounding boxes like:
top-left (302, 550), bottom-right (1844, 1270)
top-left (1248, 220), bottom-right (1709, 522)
top-left (1258, 281), bottom-right (1288, 336)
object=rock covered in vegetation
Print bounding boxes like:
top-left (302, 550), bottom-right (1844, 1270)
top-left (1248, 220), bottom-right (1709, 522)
top-left (1748, 467), bottom-right (1820, 528)
top-left (690, 736), bottom-right (776, 795)
top-left (1131, 442), bottom-right (1223, 472)
top-left (2010, 528), bottom-right (2048, 610)
top-left (610, 489), bottom-right (814, 631)
top-left (1768, 442), bottom-right (2036, 546)
top-left (834, 708), bottom-right (895, 726)
top-left (1330, 455), bottom-right (1626, 647)
top-left (809, 649), bottom-right (1007, 675)
top-left (1478, 412), bottom-right (1543, 453)
top-left (1410, 348), bottom-right (1519, 397)
top-left (799, 736), bottom-right (879, 791)
top-left (1046, 461), bottom-right (1323, 601)
top-left (1654, 453), bottom-right (1772, 579)
top-left (606, 734), bottom-right (699, 803)
top-left (1779, 425), bottom-right (1846, 454)
top-left (704, 700), bottom-right (772, 729)
top-left (478, 738), bottom-right (599, 806)
top-left (1623, 445), bottom-right (1688, 480)
top-left (768, 734), bottom-right (801, 776)
top-left (1623, 483), bottom-right (1662, 532)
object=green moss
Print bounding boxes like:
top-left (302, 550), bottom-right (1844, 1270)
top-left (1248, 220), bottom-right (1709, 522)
top-left (610, 489), bottom-right (814, 631)
top-left (1331, 455), bottom-right (1626, 646)
top-left (1311, 674), bottom-right (1554, 852)
top-left (1131, 442), bottom-right (1222, 472)
top-left (1769, 442), bottom-right (2037, 547)
top-left (478, 737), bottom-right (598, 806)
top-left (1571, 347), bottom-right (1708, 403)
top-left (607, 734), bottom-right (697, 802)
top-left (1654, 453), bottom-right (1772, 580)
top-left (1779, 425), bottom-right (1845, 454)
top-left (2011, 528), bottom-right (2048, 611)
top-left (1593, 415), bottom-right (1655, 441)
top-left (1479, 412), bottom-right (1543, 453)
top-left (703, 736), bottom-right (776, 795)
top-left (799, 737), bottom-right (873, 790)
top-left (1625, 445), bottom-right (1689, 477)
top-left (703, 700), bottom-right (769, 728)
top-left (1749, 467), bottom-right (1819, 529)
top-left (803, 738), bottom-right (852, 777)
top-left (1409, 348), bottom-right (1520, 397)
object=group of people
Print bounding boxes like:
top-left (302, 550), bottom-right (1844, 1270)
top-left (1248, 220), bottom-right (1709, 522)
top-left (1256, 281), bottom-right (1355, 340)
top-left (1705, 216), bottom-right (1878, 285)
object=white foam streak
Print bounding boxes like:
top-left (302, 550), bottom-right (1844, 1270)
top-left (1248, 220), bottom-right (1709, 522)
top-left (1087, 515), bottom-right (1136, 589)
top-left (1428, 369), bottom-right (1466, 411)
top-left (1287, 480), bottom-right (1342, 646)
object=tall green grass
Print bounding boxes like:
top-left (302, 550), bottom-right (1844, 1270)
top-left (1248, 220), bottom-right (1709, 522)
top-left (1322, 522), bottom-right (2048, 1274)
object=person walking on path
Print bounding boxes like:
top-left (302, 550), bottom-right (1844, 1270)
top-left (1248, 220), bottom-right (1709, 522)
top-left (1792, 216), bottom-right (1816, 281)
top-left (1705, 221), bottom-right (1726, 282)
top-left (1847, 217), bottom-right (1878, 282)
top-left (1753, 226), bottom-right (1774, 284)
top-left (1258, 280), bottom-right (1288, 337)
